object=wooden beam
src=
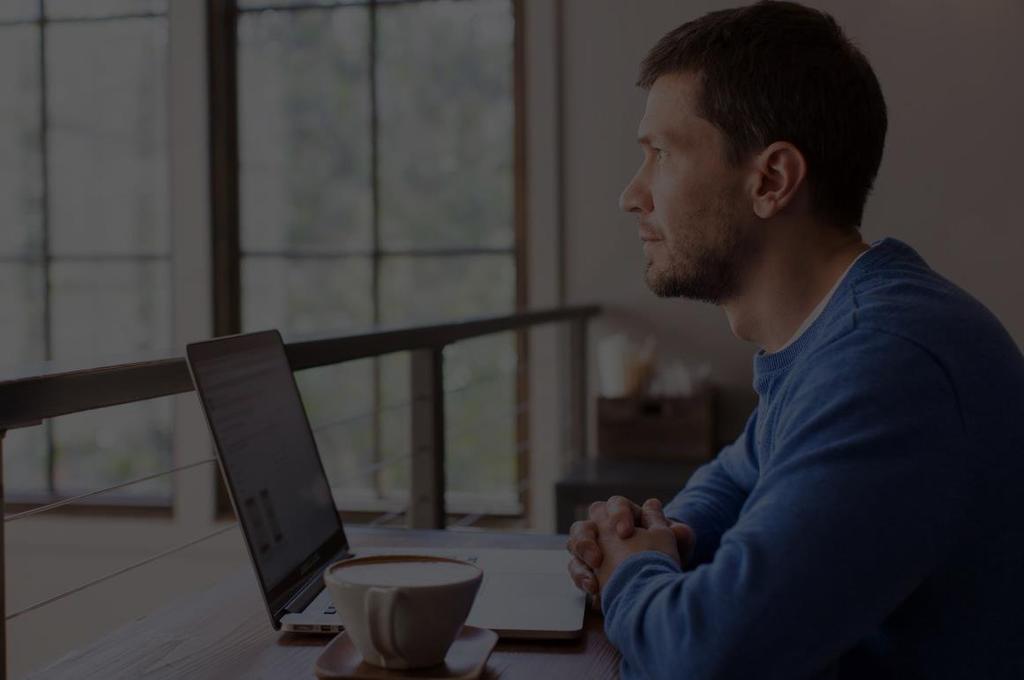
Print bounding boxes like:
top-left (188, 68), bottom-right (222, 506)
top-left (286, 306), bottom-right (599, 370)
top-left (0, 306), bottom-right (599, 430)
top-left (0, 361), bottom-right (194, 430)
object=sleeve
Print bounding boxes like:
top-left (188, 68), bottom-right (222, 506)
top-left (601, 331), bottom-right (971, 680)
top-left (663, 411), bottom-right (759, 568)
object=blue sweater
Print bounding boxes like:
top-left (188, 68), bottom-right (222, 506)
top-left (602, 238), bottom-right (1024, 679)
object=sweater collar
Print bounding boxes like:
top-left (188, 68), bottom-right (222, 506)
top-left (750, 237), bottom-right (910, 390)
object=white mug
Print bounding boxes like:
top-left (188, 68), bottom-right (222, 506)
top-left (323, 554), bottom-right (483, 669)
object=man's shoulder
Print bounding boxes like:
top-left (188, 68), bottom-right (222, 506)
top-left (847, 241), bottom-right (1007, 342)
top-left (813, 239), bottom-right (1016, 374)
top-left (796, 323), bottom-right (954, 398)
top-left (783, 241), bottom-right (1023, 428)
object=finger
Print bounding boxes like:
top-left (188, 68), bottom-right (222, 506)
top-left (640, 497), bottom-right (670, 529)
top-left (670, 522), bottom-right (696, 564)
top-left (576, 537), bottom-right (602, 569)
top-left (605, 495), bottom-right (642, 538)
top-left (568, 557), bottom-right (598, 594)
top-left (590, 592), bottom-right (603, 614)
top-left (569, 519), bottom-right (598, 544)
top-left (567, 520), bottom-right (601, 568)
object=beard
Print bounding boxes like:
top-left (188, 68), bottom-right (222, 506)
top-left (644, 191), bottom-right (760, 304)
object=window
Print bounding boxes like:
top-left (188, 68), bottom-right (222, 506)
top-left (1, 0), bottom-right (523, 516)
top-left (232, 0), bottom-right (522, 514)
top-left (0, 0), bottom-right (172, 503)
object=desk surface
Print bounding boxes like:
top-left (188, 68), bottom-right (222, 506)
top-left (30, 527), bottom-right (620, 680)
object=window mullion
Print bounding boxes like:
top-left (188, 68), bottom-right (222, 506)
top-left (170, 0), bottom-right (217, 526)
top-left (369, 0), bottom-right (384, 502)
top-left (210, 0), bottom-right (241, 338)
top-left (37, 0), bottom-right (57, 497)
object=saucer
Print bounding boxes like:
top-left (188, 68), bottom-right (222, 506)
top-left (314, 625), bottom-right (499, 680)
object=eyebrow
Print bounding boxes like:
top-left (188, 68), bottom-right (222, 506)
top-left (640, 130), bottom-right (691, 151)
top-left (637, 132), bottom-right (673, 148)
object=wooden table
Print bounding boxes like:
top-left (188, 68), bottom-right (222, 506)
top-left (29, 527), bottom-right (620, 679)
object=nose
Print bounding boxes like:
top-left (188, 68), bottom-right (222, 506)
top-left (619, 167), bottom-right (651, 215)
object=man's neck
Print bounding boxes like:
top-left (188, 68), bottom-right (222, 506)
top-left (723, 228), bottom-right (868, 353)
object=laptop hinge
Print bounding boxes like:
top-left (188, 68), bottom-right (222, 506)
top-left (283, 548), bottom-right (352, 613)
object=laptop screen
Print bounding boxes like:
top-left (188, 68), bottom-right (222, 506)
top-left (187, 330), bottom-right (347, 611)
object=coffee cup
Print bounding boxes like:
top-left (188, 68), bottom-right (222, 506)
top-left (323, 554), bottom-right (483, 669)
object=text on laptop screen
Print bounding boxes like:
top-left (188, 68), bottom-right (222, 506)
top-left (190, 335), bottom-right (341, 593)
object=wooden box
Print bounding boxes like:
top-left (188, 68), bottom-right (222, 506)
top-left (597, 387), bottom-right (715, 461)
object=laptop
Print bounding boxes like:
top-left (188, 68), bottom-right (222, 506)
top-left (186, 330), bottom-right (585, 639)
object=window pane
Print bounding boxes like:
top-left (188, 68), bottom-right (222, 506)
top-left (49, 260), bottom-right (172, 362)
top-left (2, 426), bottom-right (48, 496)
top-left (0, 263), bottom-right (45, 370)
top-left (380, 255), bottom-right (514, 325)
top-left (444, 334), bottom-right (518, 502)
top-left (51, 398), bottom-right (172, 498)
top-left (44, 0), bottom-right (166, 19)
top-left (377, 0), bottom-right (514, 250)
top-left (0, 1), bottom-right (38, 22)
top-left (0, 26), bottom-right (43, 257)
top-left (47, 18), bottom-right (169, 257)
top-left (239, 8), bottom-right (372, 254)
top-left (242, 256), bottom-right (373, 335)
top-left (298, 360), bottom-right (376, 504)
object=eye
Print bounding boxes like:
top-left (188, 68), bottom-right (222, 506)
top-left (653, 147), bottom-right (667, 160)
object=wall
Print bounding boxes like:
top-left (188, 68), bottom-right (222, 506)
top-left (559, 0), bottom-right (1024, 442)
top-left (523, 0), bottom-right (568, 531)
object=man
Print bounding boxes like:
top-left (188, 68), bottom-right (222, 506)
top-left (565, 2), bottom-right (1024, 679)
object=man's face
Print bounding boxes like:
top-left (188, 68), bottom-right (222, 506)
top-left (619, 71), bottom-right (759, 304)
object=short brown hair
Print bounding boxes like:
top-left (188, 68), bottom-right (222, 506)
top-left (639, 1), bottom-right (887, 229)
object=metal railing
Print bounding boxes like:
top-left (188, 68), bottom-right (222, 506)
top-left (0, 304), bottom-right (598, 677)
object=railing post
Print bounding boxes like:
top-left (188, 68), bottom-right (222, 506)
top-left (567, 317), bottom-right (588, 463)
top-left (409, 348), bottom-right (446, 530)
top-left (1, 428), bottom-right (7, 680)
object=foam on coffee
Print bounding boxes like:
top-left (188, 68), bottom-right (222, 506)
top-left (333, 558), bottom-right (479, 588)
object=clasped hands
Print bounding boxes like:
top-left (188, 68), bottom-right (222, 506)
top-left (566, 496), bottom-right (695, 609)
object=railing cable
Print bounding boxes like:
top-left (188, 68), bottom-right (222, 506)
top-left (5, 523), bottom-right (239, 621)
top-left (451, 513), bottom-right (484, 528)
top-left (311, 365), bottom-right (526, 436)
top-left (369, 508), bottom-right (406, 526)
top-left (3, 458), bottom-right (218, 523)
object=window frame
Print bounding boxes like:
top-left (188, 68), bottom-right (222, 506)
top-left (2, 0), bottom-right (527, 520)
top-left (208, 0), bottom-right (529, 519)
top-left (1, 2), bottom-right (175, 512)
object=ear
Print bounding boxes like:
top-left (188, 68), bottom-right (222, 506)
top-left (749, 141), bottom-right (808, 220)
